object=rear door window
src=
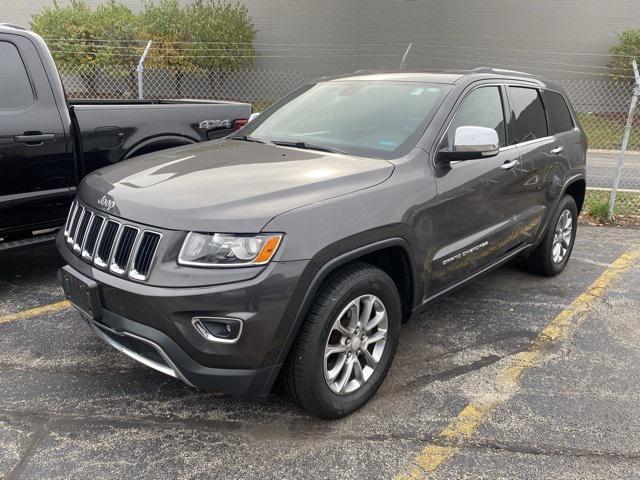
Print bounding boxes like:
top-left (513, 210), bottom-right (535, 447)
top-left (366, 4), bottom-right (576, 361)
top-left (0, 41), bottom-right (34, 109)
top-left (445, 86), bottom-right (506, 149)
top-left (543, 90), bottom-right (574, 134)
top-left (509, 87), bottom-right (548, 144)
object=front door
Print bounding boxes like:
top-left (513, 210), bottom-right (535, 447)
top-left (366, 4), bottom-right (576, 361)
top-left (0, 35), bottom-right (71, 237)
top-left (430, 84), bottom-right (525, 293)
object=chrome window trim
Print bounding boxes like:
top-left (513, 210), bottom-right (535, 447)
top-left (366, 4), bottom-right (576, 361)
top-left (431, 82), bottom-right (558, 167)
top-left (431, 82), bottom-right (509, 167)
top-left (128, 230), bottom-right (163, 281)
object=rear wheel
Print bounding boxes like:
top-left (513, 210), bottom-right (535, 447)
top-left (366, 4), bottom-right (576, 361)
top-left (522, 195), bottom-right (578, 276)
top-left (283, 262), bottom-right (401, 419)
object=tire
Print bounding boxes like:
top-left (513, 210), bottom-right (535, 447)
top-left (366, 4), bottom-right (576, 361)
top-left (282, 261), bottom-right (401, 419)
top-left (522, 195), bottom-right (578, 277)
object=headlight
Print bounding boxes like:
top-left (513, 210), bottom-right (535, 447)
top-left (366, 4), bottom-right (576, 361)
top-left (178, 232), bottom-right (283, 267)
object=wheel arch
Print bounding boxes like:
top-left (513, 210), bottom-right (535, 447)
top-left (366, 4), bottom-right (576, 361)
top-left (123, 134), bottom-right (198, 160)
top-left (275, 237), bottom-right (417, 367)
top-left (563, 177), bottom-right (586, 214)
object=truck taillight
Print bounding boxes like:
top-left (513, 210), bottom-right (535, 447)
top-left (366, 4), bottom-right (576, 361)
top-left (233, 119), bottom-right (248, 130)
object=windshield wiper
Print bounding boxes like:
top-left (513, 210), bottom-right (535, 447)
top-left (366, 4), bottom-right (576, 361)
top-left (231, 135), bottom-right (268, 144)
top-left (271, 140), bottom-right (348, 155)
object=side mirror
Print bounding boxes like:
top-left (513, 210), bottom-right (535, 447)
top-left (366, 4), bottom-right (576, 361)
top-left (439, 126), bottom-right (500, 162)
top-left (249, 112), bottom-right (261, 122)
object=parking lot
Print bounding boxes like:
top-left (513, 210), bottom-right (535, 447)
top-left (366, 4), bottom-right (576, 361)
top-left (0, 225), bottom-right (638, 480)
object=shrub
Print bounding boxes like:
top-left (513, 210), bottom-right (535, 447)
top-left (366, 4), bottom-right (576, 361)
top-left (609, 29), bottom-right (640, 81)
top-left (31, 0), bottom-right (257, 73)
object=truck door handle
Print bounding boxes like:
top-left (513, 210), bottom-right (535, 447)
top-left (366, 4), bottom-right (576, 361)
top-left (550, 146), bottom-right (564, 155)
top-left (14, 133), bottom-right (55, 145)
top-left (501, 159), bottom-right (520, 170)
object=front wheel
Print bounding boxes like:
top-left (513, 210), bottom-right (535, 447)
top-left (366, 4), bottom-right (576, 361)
top-left (282, 262), bottom-right (401, 419)
top-left (522, 195), bottom-right (578, 276)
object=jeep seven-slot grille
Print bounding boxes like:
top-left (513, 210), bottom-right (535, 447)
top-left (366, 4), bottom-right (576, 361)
top-left (64, 200), bottom-right (162, 281)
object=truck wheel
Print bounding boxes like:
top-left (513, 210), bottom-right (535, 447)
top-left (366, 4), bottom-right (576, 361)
top-left (283, 262), bottom-right (401, 419)
top-left (522, 195), bottom-right (578, 277)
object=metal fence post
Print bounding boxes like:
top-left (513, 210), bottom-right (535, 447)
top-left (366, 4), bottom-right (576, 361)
top-left (608, 60), bottom-right (640, 220)
top-left (136, 40), bottom-right (153, 100)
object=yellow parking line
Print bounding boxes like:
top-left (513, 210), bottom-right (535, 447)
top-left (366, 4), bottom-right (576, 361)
top-left (395, 249), bottom-right (640, 480)
top-left (0, 300), bottom-right (71, 325)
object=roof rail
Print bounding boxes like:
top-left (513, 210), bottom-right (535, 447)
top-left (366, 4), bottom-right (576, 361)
top-left (0, 23), bottom-right (28, 30)
top-left (471, 67), bottom-right (536, 77)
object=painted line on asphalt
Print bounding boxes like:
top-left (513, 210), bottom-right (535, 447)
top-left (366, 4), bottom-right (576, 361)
top-left (395, 248), bottom-right (640, 479)
top-left (0, 300), bottom-right (70, 325)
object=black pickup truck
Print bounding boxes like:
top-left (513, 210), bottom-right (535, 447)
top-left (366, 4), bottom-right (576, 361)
top-left (0, 24), bottom-right (251, 250)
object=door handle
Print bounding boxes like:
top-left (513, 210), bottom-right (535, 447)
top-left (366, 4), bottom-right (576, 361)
top-left (550, 146), bottom-right (564, 155)
top-left (501, 159), bottom-right (520, 170)
top-left (14, 133), bottom-right (55, 145)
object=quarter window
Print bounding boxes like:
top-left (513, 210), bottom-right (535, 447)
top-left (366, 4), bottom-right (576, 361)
top-left (0, 42), bottom-right (34, 109)
top-left (544, 90), bottom-right (574, 134)
top-left (445, 86), bottom-right (506, 149)
top-left (509, 87), bottom-right (548, 143)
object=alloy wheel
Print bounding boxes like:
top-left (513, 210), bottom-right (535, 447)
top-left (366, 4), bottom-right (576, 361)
top-left (323, 294), bottom-right (388, 395)
top-left (552, 209), bottom-right (573, 264)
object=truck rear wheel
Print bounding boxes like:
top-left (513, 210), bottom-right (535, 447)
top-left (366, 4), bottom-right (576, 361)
top-left (283, 262), bottom-right (401, 419)
top-left (522, 195), bottom-right (578, 277)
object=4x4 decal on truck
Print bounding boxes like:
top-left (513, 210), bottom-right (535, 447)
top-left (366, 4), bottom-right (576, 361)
top-left (199, 119), bottom-right (232, 130)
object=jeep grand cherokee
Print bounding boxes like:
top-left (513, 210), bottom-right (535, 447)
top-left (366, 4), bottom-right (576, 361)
top-left (58, 68), bottom-right (586, 418)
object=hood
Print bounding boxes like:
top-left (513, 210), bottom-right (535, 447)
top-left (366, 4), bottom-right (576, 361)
top-left (78, 139), bottom-right (394, 232)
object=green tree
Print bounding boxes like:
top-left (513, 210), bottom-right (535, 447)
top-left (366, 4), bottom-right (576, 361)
top-left (609, 29), bottom-right (640, 81)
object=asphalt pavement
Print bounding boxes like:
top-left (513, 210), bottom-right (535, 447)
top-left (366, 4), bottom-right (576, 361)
top-left (0, 225), bottom-right (639, 479)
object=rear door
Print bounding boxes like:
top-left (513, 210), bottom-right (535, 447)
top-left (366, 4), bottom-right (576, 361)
top-left (431, 84), bottom-right (524, 292)
top-left (507, 85), bottom-right (568, 241)
top-left (0, 34), bottom-right (71, 236)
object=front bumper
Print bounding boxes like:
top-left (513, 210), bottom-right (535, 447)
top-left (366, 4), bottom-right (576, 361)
top-left (80, 305), bottom-right (281, 395)
top-left (58, 231), bottom-right (312, 396)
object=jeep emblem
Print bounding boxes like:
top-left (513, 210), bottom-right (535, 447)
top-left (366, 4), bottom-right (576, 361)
top-left (97, 195), bottom-right (116, 211)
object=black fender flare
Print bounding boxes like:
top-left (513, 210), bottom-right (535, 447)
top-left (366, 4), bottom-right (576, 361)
top-left (534, 173), bottom-right (586, 244)
top-left (273, 237), bottom-right (416, 367)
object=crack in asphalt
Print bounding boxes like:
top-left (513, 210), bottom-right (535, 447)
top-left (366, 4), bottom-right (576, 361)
top-left (451, 439), bottom-right (640, 461)
top-left (4, 417), bottom-right (51, 480)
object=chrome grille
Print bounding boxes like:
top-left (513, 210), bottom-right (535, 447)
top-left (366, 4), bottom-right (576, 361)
top-left (63, 200), bottom-right (162, 281)
top-left (82, 215), bottom-right (104, 259)
top-left (110, 225), bottom-right (139, 274)
top-left (73, 209), bottom-right (92, 252)
top-left (95, 220), bottom-right (120, 268)
top-left (131, 231), bottom-right (162, 280)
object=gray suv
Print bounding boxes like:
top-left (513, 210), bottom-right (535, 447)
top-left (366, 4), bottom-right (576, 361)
top-left (58, 68), bottom-right (586, 418)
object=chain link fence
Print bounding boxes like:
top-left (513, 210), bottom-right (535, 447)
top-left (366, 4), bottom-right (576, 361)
top-left (58, 65), bottom-right (640, 221)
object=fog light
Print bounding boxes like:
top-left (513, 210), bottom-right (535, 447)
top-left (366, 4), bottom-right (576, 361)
top-left (191, 317), bottom-right (243, 344)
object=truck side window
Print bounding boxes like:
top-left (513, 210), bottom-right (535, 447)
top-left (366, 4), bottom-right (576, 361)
top-left (445, 86), bottom-right (506, 149)
top-left (543, 90), bottom-right (574, 134)
top-left (509, 87), bottom-right (548, 143)
top-left (0, 42), bottom-right (34, 109)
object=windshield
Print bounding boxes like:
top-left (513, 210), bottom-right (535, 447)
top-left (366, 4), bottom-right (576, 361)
top-left (237, 80), bottom-right (451, 159)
